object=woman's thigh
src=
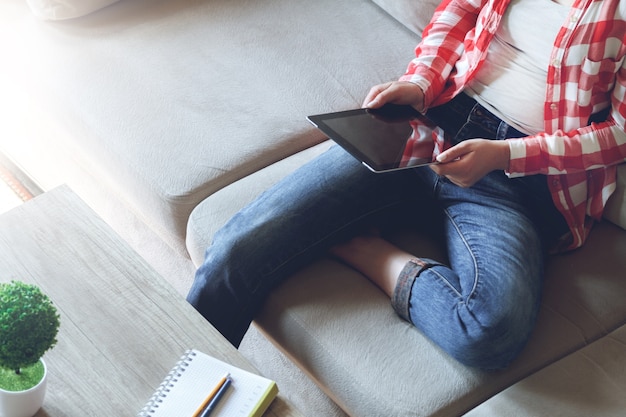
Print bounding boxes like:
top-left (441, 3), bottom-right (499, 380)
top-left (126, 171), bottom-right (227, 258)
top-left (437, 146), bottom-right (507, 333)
top-left (212, 145), bottom-right (428, 277)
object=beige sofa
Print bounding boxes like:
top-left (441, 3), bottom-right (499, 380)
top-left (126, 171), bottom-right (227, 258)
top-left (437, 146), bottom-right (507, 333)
top-left (1, 0), bottom-right (625, 415)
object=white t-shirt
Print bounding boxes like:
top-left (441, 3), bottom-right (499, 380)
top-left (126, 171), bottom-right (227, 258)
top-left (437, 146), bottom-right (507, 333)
top-left (466, 0), bottom-right (570, 134)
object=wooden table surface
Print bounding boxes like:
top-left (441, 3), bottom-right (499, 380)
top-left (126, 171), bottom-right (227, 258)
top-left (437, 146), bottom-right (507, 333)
top-left (0, 185), bottom-right (304, 417)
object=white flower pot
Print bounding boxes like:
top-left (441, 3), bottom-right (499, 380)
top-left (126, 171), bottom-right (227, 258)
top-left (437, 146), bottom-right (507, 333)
top-left (0, 360), bottom-right (47, 417)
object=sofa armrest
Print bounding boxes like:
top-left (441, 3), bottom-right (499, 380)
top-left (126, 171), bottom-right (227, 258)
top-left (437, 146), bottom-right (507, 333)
top-left (604, 164), bottom-right (626, 230)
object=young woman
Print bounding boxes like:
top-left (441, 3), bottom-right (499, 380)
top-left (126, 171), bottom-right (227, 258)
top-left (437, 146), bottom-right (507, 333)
top-left (187, 0), bottom-right (626, 369)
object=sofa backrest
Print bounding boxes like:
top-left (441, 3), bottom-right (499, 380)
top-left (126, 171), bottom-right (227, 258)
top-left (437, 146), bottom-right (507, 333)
top-left (26, 0), bottom-right (121, 20)
top-left (371, 0), bottom-right (440, 36)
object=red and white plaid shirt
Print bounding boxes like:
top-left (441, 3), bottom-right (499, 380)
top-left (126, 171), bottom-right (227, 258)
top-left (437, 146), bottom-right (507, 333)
top-left (400, 0), bottom-right (626, 251)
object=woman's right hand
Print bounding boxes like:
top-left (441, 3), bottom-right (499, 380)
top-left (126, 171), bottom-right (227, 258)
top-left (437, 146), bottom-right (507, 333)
top-left (363, 81), bottom-right (425, 112)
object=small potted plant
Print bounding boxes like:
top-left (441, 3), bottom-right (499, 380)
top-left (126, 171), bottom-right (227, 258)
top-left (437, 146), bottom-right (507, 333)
top-left (0, 281), bottom-right (60, 417)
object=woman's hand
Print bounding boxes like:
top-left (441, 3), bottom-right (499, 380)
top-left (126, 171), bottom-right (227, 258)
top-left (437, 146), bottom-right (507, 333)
top-left (363, 81), bottom-right (425, 111)
top-left (431, 139), bottom-right (511, 187)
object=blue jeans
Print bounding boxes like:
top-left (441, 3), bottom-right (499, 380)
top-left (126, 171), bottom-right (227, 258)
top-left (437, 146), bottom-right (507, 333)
top-left (187, 93), bottom-right (569, 369)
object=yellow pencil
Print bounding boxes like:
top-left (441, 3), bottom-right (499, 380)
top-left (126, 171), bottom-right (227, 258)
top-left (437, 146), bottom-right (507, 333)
top-left (192, 373), bottom-right (230, 417)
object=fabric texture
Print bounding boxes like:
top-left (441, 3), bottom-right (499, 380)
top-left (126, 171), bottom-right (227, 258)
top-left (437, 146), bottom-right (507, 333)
top-left (464, 324), bottom-right (626, 416)
top-left (371, 0), bottom-right (441, 35)
top-left (26, 0), bottom-right (121, 19)
top-left (400, 0), bottom-right (626, 251)
top-left (9, 0), bottom-right (420, 255)
top-left (465, 0), bottom-right (570, 134)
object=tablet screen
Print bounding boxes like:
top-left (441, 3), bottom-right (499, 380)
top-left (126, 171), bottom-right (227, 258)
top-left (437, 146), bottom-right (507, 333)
top-left (307, 104), bottom-right (438, 172)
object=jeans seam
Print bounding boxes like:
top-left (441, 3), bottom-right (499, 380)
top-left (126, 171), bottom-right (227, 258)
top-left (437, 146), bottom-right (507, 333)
top-left (496, 121), bottom-right (509, 140)
top-left (444, 208), bottom-right (480, 303)
top-left (429, 267), bottom-right (463, 299)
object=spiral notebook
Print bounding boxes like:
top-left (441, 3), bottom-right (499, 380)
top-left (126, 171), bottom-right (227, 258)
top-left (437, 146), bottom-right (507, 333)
top-left (138, 349), bottom-right (278, 417)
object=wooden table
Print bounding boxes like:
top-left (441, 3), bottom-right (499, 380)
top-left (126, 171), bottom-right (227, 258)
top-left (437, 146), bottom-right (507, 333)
top-left (0, 186), bottom-right (304, 417)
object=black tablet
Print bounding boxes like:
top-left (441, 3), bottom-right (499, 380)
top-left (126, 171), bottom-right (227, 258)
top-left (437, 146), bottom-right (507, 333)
top-left (307, 104), bottom-right (439, 173)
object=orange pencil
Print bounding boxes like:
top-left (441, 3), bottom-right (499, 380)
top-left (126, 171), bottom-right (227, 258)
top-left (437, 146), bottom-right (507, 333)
top-left (192, 373), bottom-right (230, 417)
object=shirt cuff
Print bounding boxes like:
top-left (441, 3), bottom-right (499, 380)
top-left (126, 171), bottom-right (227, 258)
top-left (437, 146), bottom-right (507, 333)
top-left (506, 138), bottom-right (528, 178)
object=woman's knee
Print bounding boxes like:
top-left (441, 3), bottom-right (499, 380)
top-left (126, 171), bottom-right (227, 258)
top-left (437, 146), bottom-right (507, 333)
top-left (445, 304), bottom-right (537, 369)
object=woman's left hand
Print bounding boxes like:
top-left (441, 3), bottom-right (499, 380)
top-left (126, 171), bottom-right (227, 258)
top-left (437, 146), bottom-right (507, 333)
top-left (431, 139), bottom-right (511, 187)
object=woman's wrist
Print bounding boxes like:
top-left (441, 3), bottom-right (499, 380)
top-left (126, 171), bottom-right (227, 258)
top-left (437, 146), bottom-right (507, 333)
top-left (497, 140), bottom-right (511, 171)
top-left (408, 82), bottom-right (426, 112)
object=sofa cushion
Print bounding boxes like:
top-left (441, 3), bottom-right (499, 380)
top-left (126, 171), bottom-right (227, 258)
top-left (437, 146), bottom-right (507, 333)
top-left (26, 0), bottom-right (120, 20)
top-left (253, 222), bottom-right (626, 417)
top-left (187, 142), bottom-right (334, 265)
top-left (188, 144), bottom-right (626, 416)
top-left (464, 324), bottom-right (626, 416)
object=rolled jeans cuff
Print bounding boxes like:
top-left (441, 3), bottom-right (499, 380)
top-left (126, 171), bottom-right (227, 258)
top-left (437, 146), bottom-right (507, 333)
top-left (391, 258), bottom-right (437, 322)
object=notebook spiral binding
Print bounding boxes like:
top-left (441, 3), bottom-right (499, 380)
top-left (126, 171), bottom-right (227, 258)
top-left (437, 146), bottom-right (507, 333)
top-left (137, 349), bottom-right (198, 416)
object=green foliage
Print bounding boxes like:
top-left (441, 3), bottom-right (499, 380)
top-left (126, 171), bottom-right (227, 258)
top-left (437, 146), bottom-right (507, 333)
top-left (0, 361), bottom-right (45, 392)
top-left (0, 281), bottom-right (60, 373)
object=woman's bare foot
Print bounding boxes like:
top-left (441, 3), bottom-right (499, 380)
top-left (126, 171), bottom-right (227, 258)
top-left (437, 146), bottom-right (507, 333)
top-left (330, 235), bottom-right (416, 297)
